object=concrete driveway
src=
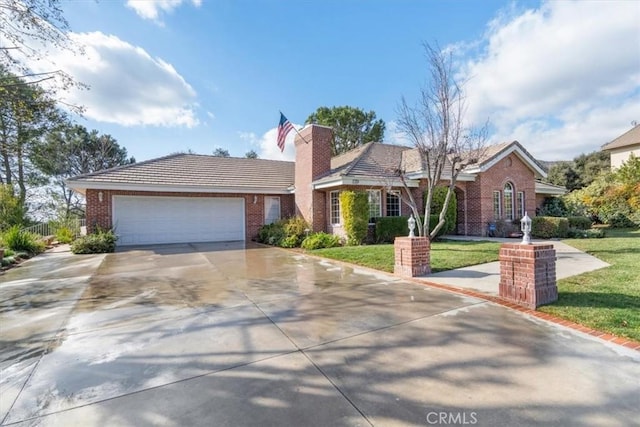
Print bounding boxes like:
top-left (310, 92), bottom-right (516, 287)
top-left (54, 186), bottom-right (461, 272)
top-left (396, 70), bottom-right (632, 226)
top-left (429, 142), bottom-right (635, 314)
top-left (1, 242), bottom-right (638, 426)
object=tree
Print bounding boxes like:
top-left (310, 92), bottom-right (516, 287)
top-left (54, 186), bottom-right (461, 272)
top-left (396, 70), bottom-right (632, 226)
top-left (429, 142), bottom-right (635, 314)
top-left (574, 151), bottom-right (610, 187)
top-left (565, 154), bottom-right (640, 227)
top-left (0, 0), bottom-right (84, 100)
top-left (397, 43), bottom-right (488, 239)
top-left (306, 106), bottom-right (385, 155)
top-left (32, 124), bottom-right (135, 219)
top-left (245, 149), bottom-right (259, 159)
top-left (0, 68), bottom-right (65, 214)
top-left (213, 148), bottom-right (230, 157)
top-left (0, 183), bottom-right (25, 230)
top-left (546, 151), bottom-right (610, 191)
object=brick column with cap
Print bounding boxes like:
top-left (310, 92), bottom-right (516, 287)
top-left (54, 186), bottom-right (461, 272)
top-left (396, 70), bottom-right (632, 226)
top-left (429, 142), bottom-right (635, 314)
top-left (394, 236), bottom-right (430, 277)
top-left (499, 243), bottom-right (558, 309)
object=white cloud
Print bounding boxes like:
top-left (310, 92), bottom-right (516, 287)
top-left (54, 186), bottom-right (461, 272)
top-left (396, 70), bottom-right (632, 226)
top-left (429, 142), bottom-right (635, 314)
top-left (27, 31), bottom-right (199, 127)
top-left (126, 0), bottom-right (202, 23)
top-left (244, 126), bottom-right (301, 161)
top-left (384, 121), bottom-right (411, 146)
top-left (457, 0), bottom-right (640, 159)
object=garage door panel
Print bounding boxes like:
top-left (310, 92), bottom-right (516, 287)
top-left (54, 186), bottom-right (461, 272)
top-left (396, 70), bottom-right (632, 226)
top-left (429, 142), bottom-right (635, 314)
top-left (113, 196), bottom-right (245, 245)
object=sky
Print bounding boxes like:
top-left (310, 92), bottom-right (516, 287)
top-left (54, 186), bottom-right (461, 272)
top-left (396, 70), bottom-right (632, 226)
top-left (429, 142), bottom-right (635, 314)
top-left (19, 0), bottom-right (640, 163)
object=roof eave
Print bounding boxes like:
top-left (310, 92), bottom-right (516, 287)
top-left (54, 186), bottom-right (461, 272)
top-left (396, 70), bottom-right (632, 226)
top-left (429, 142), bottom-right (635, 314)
top-left (312, 176), bottom-right (420, 190)
top-left (404, 171), bottom-right (477, 182)
top-left (535, 182), bottom-right (568, 195)
top-left (65, 180), bottom-right (293, 195)
top-left (469, 143), bottom-right (547, 179)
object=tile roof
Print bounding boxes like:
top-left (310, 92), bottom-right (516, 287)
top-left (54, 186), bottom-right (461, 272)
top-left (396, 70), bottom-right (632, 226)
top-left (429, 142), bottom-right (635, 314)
top-left (68, 153), bottom-right (295, 191)
top-left (68, 140), bottom-right (546, 192)
top-left (602, 125), bottom-right (640, 150)
top-left (317, 143), bottom-right (411, 182)
top-left (313, 140), bottom-right (545, 184)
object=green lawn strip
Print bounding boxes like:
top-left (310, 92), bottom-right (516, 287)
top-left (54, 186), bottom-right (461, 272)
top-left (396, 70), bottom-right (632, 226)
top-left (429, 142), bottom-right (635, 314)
top-left (311, 240), bottom-right (501, 273)
top-left (538, 228), bottom-right (640, 342)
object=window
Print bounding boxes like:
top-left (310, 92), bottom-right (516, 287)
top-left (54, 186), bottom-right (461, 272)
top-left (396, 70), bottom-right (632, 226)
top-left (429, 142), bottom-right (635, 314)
top-left (517, 191), bottom-right (525, 219)
top-left (493, 191), bottom-right (501, 219)
top-left (504, 183), bottom-right (514, 220)
top-left (367, 190), bottom-right (381, 223)
top-left (330, 191), bottom-right (341, 225)
top-left (386, 191), bottom-right (401, 217)
top-left (264, 197), bottom-right (280, 224)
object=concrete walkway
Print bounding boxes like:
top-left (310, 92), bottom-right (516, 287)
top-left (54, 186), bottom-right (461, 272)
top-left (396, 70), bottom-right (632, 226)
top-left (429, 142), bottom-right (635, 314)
top-left (421, 237), bottom-right (610, 296)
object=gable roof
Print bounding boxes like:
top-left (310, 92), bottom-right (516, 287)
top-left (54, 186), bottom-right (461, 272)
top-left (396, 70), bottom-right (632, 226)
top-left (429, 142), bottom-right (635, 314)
top-left (602, 125), bottom-right (640, 150)
top-left (312, 140), bottom-right (547, 189)
top-left (67, 153), bottom-right (295, 194)
top-left (312, 143), bottom-right (417, 189)
top-left (462, 140), bottom-right (547, 179)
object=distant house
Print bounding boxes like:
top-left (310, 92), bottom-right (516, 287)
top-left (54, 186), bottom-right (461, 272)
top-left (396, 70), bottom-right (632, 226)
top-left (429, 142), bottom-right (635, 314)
top-left (68, 124), bottom-right (560, 246)
top-left (601, 124), bottom-right (640, 169)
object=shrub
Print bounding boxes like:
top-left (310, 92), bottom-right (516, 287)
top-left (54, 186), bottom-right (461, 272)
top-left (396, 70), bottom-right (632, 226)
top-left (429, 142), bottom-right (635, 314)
top-left (604, 212), bottom-right (636, 229)
top-left (538, 197), bottom-right (568, 217)
top-left (427, 186), bottom-right (457, 235)
top-left (340, 191), bottom-right (369, 245)
top-left (374, 216), bottom-right (408, 243)
top-left (567, 216), bottom-right (592, 230)
top-left (567, 227), bottom-right (606, 239)
top-left (301, 232), bottom-right (342, 250)
top-left (374, 214), bottom-right (448, 243)
top-left (257, 217), bottom-right (310, 248)
top-left (493, 219), bottom-right (521, 237)
top-left (55, 226), bottom-right (75, 244)
top-left (531, 216), bottom-right (569, 239)
top-left (257, 221), bottom-right (285, 246)
top-left (2, 248), bottom-right (15, 257)
top-left (282, 216), bottom-right (309, 247)
top-left (71, 229), bottom-right (117, 254)
top-left (2, 225), bottom-right (45, 255)
top-left (280, 234), bottom-right (300, 248)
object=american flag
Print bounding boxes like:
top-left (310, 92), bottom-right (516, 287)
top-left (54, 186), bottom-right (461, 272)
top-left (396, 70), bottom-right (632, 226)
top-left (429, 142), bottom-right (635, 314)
top-left (277, 112), bottom-right (294, 152)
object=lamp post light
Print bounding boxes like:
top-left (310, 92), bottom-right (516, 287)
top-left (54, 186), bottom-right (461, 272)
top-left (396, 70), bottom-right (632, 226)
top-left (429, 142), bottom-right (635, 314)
top-left (408, 214), bottom-right (416, 238)
top-left (521, 212), bottom-right (532, 245)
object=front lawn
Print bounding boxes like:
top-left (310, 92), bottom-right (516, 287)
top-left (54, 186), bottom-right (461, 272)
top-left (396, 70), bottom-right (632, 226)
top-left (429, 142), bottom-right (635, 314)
top-left (539, 228), bottom-right (640, 342)
top-left (311, 240), bottom-right (502, 273)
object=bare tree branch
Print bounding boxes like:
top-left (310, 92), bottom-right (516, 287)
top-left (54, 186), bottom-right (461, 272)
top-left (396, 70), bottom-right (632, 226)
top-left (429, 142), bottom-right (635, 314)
top-left (397, 42), bottom-right (489, 240)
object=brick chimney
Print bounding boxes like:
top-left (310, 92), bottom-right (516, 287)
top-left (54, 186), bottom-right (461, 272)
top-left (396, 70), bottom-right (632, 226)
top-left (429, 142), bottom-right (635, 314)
top-left (294, 124), bottom-right (333, 232)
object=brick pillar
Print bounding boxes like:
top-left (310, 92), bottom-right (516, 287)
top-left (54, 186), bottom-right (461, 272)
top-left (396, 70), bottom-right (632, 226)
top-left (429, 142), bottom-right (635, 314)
top-left (499, 243), bottom-right (557, 309)
top-left (394, 236), bottom-right (430, 277)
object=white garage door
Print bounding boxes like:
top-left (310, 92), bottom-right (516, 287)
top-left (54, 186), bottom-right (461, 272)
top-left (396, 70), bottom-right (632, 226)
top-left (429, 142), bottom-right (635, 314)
top-left (113, 196), bottom-right (245, 245)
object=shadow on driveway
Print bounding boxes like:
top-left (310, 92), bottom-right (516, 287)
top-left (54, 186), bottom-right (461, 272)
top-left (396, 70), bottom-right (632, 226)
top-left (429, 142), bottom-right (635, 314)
top-left (1, 243), bottom-right (638, 426)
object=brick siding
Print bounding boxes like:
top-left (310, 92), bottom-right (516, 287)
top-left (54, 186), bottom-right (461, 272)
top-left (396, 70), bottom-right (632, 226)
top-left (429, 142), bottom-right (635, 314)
top-left (466, 154), bottom-right (537, 236)
top-left (294, 125), bottom-right (333, 232)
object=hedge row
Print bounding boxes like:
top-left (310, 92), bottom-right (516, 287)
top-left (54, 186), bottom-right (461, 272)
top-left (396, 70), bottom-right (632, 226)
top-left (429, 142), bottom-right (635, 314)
top-left (374, 215), bottom-right (447, 243)
top-left (531, 216), bottom-right (569, 239)
top-left (567, 216), bottom-right (592, 230)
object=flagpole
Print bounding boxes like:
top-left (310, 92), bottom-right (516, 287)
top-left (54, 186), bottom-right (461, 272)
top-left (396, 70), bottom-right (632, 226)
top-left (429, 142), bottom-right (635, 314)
top-left (280, 111), bottom-right (310, 144)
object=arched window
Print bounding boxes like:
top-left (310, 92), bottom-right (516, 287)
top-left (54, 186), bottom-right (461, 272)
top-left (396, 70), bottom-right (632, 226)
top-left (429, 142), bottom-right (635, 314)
top-left (504, 182), bottom-right (514, 220)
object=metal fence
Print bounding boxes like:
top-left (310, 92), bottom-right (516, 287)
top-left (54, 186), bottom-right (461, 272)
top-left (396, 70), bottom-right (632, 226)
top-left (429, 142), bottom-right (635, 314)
top-left (22, 218), bottom-right (86, 239)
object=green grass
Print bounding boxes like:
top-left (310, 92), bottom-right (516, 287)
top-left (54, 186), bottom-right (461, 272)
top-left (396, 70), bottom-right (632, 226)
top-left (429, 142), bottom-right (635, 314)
top-left (539, 228), bottom-right (640, 342)
top-left (311, 240), bottom-right (502, 273)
